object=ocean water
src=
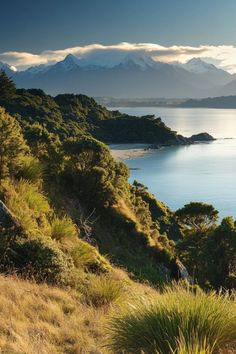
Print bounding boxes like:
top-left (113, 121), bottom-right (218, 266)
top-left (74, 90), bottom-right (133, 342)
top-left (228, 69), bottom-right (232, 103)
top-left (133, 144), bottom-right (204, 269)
top-left (112, 107), bottom-right (236, 218)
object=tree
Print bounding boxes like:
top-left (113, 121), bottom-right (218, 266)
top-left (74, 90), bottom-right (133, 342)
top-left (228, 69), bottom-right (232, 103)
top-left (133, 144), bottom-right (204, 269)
top-left (0, 70), bottom-right (16, 98)
top-left (175, 202), bottom-right (218, 232)
top-left (206, 217), bottom-right (236, 289)
top-left (0, 107), bottom-right (29, 179)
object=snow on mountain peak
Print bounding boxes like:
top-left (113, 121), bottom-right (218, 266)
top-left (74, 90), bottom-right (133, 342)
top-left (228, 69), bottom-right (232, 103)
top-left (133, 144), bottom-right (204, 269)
top-left (118, 53), bottom-right (157, 69)
top-left (183, 58), bottom-right (217, 73)
top-left (56, 54), bottom-right (82, 71)
top-left (0, 62), bottom-right (17, 74)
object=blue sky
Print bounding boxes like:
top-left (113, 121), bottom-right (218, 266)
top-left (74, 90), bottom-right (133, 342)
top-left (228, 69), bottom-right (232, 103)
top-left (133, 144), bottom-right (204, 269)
top-left (1, 0), bottom-right (236, 52)
top-left (2, 0), bottom-right (236, 72)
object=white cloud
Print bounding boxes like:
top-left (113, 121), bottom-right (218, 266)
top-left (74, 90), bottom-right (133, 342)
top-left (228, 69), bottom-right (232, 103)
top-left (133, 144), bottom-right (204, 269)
top-left (1, 42), bottom-right (236, 73)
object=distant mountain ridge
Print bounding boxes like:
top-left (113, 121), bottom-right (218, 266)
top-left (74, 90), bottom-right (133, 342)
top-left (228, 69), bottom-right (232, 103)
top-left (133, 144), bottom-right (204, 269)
top-left (180, 95), bottom-right (236, 108)
top-left (1, 54), bottom-right (236, 98)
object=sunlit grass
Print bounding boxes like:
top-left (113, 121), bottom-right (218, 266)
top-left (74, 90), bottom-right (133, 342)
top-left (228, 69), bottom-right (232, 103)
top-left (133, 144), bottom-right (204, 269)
top-left (51, 216), bottom-right (78, 240)
top-left (106, 285), bottom-right (236, 354)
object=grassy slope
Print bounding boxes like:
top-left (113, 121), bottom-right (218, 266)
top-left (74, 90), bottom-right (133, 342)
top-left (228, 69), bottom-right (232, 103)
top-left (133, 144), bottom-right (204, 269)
top-left (0, 275), bottom-right (235, 354)
top-left (0, 273), bottom-right (155, 354)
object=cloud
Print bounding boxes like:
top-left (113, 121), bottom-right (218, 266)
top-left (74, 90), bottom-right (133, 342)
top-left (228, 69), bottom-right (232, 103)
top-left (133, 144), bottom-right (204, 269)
top-left (1, 42), bottom-right (236, 73)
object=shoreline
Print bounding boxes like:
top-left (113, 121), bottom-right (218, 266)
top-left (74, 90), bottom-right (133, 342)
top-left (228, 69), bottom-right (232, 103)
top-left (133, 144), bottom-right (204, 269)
top-left (110, 137), bottom-right (216, 161)
top-left (110, 144), bottom-right (153, 161)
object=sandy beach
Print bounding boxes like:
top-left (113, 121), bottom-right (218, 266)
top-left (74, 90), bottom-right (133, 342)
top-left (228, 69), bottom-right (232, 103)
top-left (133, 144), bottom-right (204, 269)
top-left (110, 144), bottom-right (153, 161)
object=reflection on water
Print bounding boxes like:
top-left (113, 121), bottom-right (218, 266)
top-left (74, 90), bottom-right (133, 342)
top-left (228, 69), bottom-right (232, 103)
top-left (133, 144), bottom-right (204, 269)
top-left (113, 107), bottom-right (236, 218)
top-left (115, 107), bottom-right (236, 138)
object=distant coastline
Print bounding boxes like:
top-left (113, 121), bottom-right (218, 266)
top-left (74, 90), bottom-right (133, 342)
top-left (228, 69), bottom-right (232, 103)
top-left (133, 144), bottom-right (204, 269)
top-left (96, 95), bottom-right (236, 109)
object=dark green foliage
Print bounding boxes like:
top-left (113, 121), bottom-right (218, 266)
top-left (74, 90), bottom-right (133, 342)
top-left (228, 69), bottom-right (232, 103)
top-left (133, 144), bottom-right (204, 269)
top-left (176, 202), bottom-right (219, 232)
top-left (0, 71), bottom-right (16, 98)
top-left (205, 217), bottom-right (236, 289)
top-left (92, 115), bottom-right (179, 144)
top-left (0, 107), bottom-right (29, 179)
top-left (63, 136), bottom-right (130, 208)
top-left (0, 86), bottom-right (180, 145)
top-left (177, 216), bottom-right (236, 289)
top-left (131, 181), bottom-right (182, 242)
top-left (6, 239), bottom-right (71, 284)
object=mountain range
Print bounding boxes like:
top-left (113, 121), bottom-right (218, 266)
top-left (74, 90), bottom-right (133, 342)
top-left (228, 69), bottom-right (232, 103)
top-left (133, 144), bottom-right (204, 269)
top-left (1, 54), bottom-right (236, 98)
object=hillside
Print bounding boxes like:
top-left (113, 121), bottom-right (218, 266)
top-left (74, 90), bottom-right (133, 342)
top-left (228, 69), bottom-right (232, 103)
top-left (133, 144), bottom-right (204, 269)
top-left (0, 275), bottom-right (235, 354)
top-left (0, 73), bottom-right (236, 353)
top-left (180, 95), bottom-right (236, 108)
top-left (0, 75), bottom-right (204, 146)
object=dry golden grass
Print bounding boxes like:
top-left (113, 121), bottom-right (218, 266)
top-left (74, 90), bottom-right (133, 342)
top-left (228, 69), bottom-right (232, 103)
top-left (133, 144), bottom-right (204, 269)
top-left (111, 198), bottom-right (137, 224)
top-left (0, 275), bottom-right (110, 354)
top-left (1, 273), bottom-right (234, 354)
top-left (0, 271), bottom-right (155, 354)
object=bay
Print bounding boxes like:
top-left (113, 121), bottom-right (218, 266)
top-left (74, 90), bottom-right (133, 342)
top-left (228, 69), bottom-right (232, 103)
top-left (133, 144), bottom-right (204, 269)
top-left (111, 107), bottom-right (236, 218)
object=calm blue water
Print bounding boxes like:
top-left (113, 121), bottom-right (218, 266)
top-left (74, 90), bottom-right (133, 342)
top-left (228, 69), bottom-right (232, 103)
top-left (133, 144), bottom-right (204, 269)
top-left (112, 107), bottom-right (236, 218)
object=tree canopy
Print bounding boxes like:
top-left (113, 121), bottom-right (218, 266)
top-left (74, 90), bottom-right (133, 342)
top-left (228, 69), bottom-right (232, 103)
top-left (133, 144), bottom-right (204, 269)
top-left (0, 107), bottom-right (28, 179)
top-left (0, 70), bottom-right (16, 98)
top-left (175, 202), bottom-right (219, 231)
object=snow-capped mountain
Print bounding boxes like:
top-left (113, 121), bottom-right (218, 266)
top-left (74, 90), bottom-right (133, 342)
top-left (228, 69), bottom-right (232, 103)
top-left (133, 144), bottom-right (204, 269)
top-left (175, 58), bottom-right (233, 86)
top-left (8, 54), bottom-right (236, 98)
top-left (0, 62), bottom-right (17, 76)
top-left (179, 58), bottom-right (218, 74)
top-left (115, 53), bottom-right (159, 70)
top-left (52, 54), bottom-right (82, 71)
top-left (24, 64), bottom-right (51, 75)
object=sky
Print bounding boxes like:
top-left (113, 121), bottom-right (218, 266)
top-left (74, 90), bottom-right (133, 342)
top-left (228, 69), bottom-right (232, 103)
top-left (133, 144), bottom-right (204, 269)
top-left (2, 0), bottom-right (236, 72)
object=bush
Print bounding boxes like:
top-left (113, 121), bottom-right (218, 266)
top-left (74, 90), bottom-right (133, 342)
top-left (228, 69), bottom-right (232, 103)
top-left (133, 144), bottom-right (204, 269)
top-left (0, 107), bottom-right (29, 180)
top-left (71, 239), bottom-right (110, 273)
top-left (16, 180), bottom-right (51, 216)
top-left (51, 216), bottom-right (78, 240)
top-left (7, 239), bottom-right (71, 284)
top-left (83, 275), bottom-right (124, 307)
top-left (107, 286), bottom-right (236, 354)
top-left (3, 180), bottom-right (51, 235)
top-left (18, 155), bottom-right (44, 182)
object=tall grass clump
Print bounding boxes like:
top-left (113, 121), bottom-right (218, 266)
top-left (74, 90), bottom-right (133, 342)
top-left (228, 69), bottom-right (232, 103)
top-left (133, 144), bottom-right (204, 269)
top-left (18, 155), bottom-right (44, 182)
top-left (107, 286), bottom-right (236, 354)
top-left (16, 179), bottom-right (51, 216)
top-left (71, 239), bottom-right (110, 273)
top-left (51, 216), bottom-right (78, 240)
top-left (2, 179), bottom-right (51, 236)
top-left (83, 274), bottom-right (125, 307)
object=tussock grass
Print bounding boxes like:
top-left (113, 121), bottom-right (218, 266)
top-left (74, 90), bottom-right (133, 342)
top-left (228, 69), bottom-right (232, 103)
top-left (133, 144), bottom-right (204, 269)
top-left (3, 179), bottom-right (51, 235)
top-left (71, 238), bottom-right (111, 272)
top-left (107, 286), bottom-right (236, 354)
top-left (16, 179), bottom-right (51, 216)
top-left (18, 155), bottom-right (44, 182)
top-left (82, 274), bottom-right (125, 307)
top-left (51, 216), bottom-right (78, 240)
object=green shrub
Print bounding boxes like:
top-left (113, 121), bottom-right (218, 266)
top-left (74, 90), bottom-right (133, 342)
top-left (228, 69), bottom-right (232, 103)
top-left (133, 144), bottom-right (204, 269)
top-left (3, 180), bottom-right (51, 235)
top-left (7, 239), bottom-right (71, 284)
top-left (51, 216), bottom-right (78, 240)
top-left (18, 155), bottom-right (44, 182)
top-left (16, 180), bottom-right (51, 216)
top-left (0, 107), bottom-right (29, 180)
top-left (83, 275), bottom-right (124, 307)
top-left (107, 286), bottom-right (236, 354)
top-left (71, 239), bottom-right (110, 273)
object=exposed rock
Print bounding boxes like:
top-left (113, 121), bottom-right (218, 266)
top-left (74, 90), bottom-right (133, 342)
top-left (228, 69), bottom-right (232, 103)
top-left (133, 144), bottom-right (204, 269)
top-left (176, 259), bottom-right (193, 283)
top-left (0, 200), bottom-right (21, 230)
